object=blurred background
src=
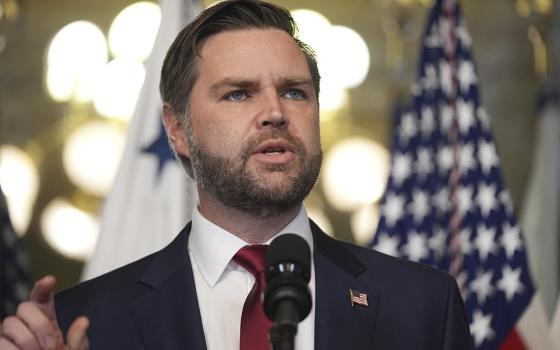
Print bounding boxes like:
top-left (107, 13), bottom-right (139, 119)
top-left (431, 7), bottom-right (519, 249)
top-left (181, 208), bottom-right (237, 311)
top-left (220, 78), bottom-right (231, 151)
top-left (0, 0), bottom-right (554, 296)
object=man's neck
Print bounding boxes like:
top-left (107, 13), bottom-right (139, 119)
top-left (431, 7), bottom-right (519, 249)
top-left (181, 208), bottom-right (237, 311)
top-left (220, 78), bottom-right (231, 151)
top-left (197, 191), bottom-right (302, 245)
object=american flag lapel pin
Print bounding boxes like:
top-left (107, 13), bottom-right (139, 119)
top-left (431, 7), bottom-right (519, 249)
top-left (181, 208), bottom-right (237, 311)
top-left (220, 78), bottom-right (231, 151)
top-left (349, 289), bottom-right (368, 307)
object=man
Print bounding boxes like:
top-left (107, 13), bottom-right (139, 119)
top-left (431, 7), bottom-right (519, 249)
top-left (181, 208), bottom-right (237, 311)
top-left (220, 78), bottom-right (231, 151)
top-left (0, 1), bottom-right (473, 349)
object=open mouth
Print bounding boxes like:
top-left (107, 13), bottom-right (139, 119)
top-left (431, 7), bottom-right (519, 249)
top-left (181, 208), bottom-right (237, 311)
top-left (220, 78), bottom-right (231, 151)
top-left (253, 139), bottom-right (294, 155)
top-left (251, 139), bottom-right (296, 164)
top-left (262, 146), bottom-right (287, 155)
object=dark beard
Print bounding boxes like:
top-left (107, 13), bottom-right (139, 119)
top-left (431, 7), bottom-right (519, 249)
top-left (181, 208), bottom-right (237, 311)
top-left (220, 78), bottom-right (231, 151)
top-left (189, 130), bottom-right (322, 218)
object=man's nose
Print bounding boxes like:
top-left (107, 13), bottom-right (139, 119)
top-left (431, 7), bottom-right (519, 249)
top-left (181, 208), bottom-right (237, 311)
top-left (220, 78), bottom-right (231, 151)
top-left (256, 91), bottom-right (286, 129)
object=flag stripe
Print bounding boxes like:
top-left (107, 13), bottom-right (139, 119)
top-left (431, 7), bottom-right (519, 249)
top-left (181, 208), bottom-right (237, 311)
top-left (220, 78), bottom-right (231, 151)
top-left (499, 330), bottom-right (525, 350)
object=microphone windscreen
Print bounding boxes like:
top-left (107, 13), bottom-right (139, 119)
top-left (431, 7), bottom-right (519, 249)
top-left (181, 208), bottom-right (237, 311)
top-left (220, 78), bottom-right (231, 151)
top-left (265, 234), bottom-right (311, 278)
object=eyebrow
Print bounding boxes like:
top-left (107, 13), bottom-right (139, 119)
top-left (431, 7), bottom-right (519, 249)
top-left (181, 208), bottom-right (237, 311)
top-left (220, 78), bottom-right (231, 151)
top-left (209, 76), bottom-right (313, 93)
top-left (278, 77), bottom-right (313, 87)
top-left (209, 78), bottom-right (256, 93)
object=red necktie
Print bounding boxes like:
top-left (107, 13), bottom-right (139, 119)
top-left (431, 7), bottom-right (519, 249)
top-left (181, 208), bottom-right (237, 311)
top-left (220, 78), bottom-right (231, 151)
top-left (233, 245), bottom-right (272, 350)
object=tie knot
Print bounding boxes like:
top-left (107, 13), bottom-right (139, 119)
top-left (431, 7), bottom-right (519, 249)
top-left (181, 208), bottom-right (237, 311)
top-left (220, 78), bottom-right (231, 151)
top-left (233, 245), bottom-right (268, 277)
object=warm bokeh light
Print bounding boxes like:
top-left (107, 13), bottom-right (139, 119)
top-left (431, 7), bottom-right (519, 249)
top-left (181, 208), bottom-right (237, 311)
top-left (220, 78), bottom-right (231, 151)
top-left (73, 68), bottom-right (103, 103)
top-left (351, 204), bottom-right (380, 245)
top-left (321, 25), bottom-right (370, 89)
top-left (291, 9), bottom-right (370, 91)
top-left (535, 0), bottom-right (552, 14)
top-left (291, 8), bottom-right (331, 54)
top-left (92, 58), bottom-right (146, 120)
top-left (0, 145), bottom-right (39, 236)
top-left (397, 0), bottom-right (417, 8)
top-left (319, 84), bottom-right (349, 112)
top-left (62, 120), bottom-right (126, 197)
top-left (45, 21), bottom-right (108, 102)
top-left (108, 2), bottom-right (161, 61)
top-left (515, 0), bottom-right (531, 17)
top-left (41, 198), bottom-right (99, 261)
top-left (322, 137), bottom-right (390, 212)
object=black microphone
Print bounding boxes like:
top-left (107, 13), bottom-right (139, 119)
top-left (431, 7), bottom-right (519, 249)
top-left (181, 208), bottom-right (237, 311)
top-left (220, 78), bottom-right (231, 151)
top-left (264, 234), bottom-right (312, 350)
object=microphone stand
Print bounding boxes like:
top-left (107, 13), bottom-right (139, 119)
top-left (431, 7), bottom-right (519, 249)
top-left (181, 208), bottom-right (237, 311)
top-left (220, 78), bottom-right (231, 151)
top-left (268, 299), bottom-right (299, 350)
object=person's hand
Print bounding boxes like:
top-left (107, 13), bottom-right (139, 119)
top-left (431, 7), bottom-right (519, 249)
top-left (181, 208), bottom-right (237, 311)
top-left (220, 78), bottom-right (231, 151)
top-left (0, 276), bottom-right (89, 350)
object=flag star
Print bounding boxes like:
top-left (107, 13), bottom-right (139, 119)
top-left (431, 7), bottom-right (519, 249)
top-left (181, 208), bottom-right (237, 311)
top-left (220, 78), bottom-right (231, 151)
top-left (383, 193), bottom-right (406, 227)
top-left (470, 310), bottom-right (494, 346)
top-left (455, 20), bottom-right (472, 48)
top-left (411, 82), bottom-right (422, 96)
top-left (434, 187), bottom-right (450, 215)
top-left (457, 99), bottom-right (476, 134)
top-left (458, 228), bottom-right (473, 255)
top-left (422, 64), bottom-right (438, 91)
top-left (392, 153), bottom-right (412, 186)
top-left (477, 107), bottom-right (491, 131)
top-left (501, 223), bottom-right (522, 259)
top-left (459, 142), bottom-right (476, 174)
top-left (458, 60), bottom-right (477, 92)
top-left (425, 23), bottom-right (442, 48)
top-left (428, 229), bottom-right (448, 259)
top-left (440, 104), bottom-right (454, 133)
top-left (408, 190), bottom-right (430, 224)
top-left (439, 59), bottom-right (453, 97)
top-left (420, 106), bottom-right (436, 136)
top-left (456, 271), bottom-right (469, 300)
top-left (399, 112), bottom-right (418, 145)
top-left (437, 146), bottom-right (454, 175)
top-left (415, 148), bottom-right (433, 180)
top-left (142, 120), bottom-right (179, 177)
top-left (477, 182), bottom-right (497, 218)
top-left (497, 265), bottom-right (524, 302)
top-left (469, 270), bottom-right (494, 304)
top-left (499, 191), bottom-right (514, 215)
top-left (402, 231), bottom-right (429, 262)
top-left (474, 225), bottom-right (498, 262)
top-left (478, 140), bottom-right (499, 174)
top-left (457, 185), bottom-right (474, 216)
top-left (374, 234), bottom-right (400, 257)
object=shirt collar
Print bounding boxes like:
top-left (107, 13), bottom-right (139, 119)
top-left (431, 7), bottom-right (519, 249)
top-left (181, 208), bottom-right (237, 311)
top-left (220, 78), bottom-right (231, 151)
top-left (188, 205), bottom-right (314, 288)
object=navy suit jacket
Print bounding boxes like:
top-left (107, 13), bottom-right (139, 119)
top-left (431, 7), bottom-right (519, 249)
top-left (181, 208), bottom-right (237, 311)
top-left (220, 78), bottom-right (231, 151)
top-left (55, 221), bottom-right (473, 349)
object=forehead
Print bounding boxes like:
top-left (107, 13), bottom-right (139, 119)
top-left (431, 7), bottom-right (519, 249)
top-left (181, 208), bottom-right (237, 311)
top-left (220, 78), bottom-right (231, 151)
top-left (196, 28), bottom-right (311, 83)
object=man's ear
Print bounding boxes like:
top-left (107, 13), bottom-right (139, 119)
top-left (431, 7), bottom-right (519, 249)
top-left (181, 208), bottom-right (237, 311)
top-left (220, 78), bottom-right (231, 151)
top-left (162, 104), bottom-right (191, 158)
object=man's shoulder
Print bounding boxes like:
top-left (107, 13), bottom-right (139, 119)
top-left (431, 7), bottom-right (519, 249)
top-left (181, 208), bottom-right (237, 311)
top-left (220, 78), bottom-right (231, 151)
top-left (342, 239), bottom-right (454, 283)
top-left (55, 227), bottom-right (192, 335)
top-left (57, 249), bottom-right (158, 302)
top-left (53, 250), bottom-right (160, 343)
top-left (316, 231), bottom-right (458, 303)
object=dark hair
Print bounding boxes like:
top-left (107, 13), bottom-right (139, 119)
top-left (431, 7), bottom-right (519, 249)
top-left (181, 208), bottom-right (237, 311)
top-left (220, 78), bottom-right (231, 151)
top-left (160, 0), bottom-right (320, 119)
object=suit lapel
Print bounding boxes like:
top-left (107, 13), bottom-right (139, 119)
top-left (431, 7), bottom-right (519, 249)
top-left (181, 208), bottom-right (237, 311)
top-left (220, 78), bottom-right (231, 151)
top-left (312, 221), bottom-right (379, 350)
top-left (129, 224), bottom-right (207, 350)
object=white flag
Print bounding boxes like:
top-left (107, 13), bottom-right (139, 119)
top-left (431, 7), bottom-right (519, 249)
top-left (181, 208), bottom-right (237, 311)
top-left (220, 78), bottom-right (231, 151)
top-left (82, 0), bottom-right (201, 280)
top-left (520, 98), bottom-right (560, 319)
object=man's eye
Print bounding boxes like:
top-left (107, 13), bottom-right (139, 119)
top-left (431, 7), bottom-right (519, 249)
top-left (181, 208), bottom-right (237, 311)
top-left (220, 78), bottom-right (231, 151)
top-left (225, 91), bottom-right (247, 101)
top-left (284, 89), bottom-right (306, 100)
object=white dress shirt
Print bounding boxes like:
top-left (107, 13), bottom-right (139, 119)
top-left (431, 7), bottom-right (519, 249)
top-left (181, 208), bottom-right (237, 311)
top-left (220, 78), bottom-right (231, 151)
top-left (188, 205), bottom-right (315, 350)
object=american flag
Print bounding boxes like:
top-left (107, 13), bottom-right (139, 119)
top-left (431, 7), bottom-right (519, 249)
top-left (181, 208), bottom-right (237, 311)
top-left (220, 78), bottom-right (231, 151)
top-left (349, 289), bottom-right (369, 307)
top-left (0, 187), bottom-right (32, 319)
top-left (370, 0), bottom-right (536, 348)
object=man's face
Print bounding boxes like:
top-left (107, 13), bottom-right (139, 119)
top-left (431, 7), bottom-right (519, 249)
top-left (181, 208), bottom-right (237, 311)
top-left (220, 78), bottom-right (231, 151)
top-left (185, 28), bottom-right (322, 217)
